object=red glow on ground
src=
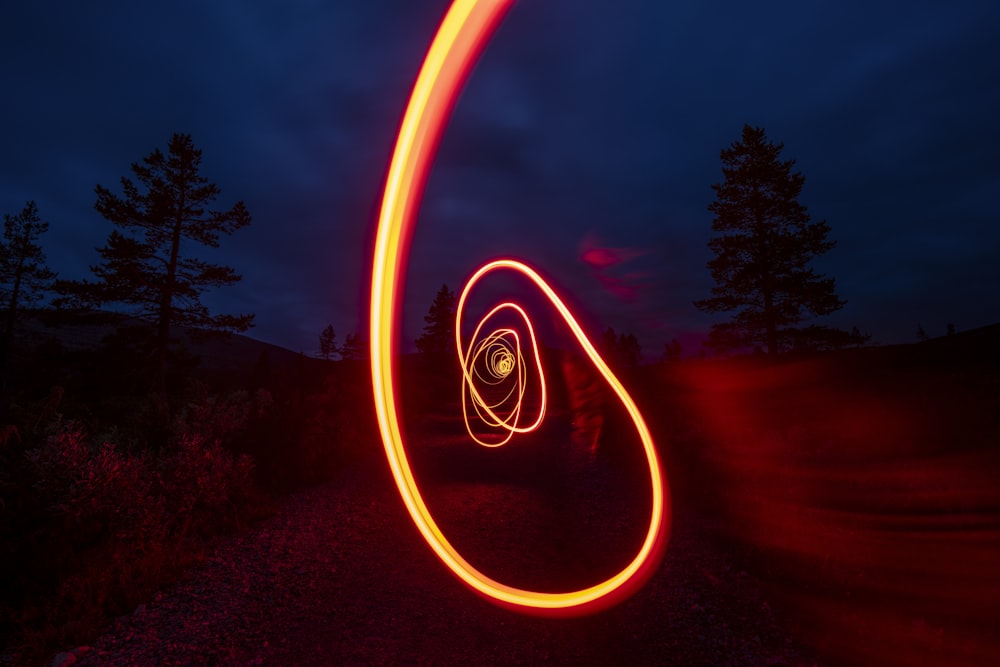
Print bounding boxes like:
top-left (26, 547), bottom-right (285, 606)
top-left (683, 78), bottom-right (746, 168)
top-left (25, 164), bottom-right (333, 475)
top-left (669, 356), bottom-right (1000, 666)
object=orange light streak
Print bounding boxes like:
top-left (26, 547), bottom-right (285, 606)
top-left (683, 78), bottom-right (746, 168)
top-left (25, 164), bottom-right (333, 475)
top-left (370, 0), bottom-right (669, 613)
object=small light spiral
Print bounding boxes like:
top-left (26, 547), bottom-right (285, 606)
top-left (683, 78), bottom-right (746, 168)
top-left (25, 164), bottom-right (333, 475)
top-left (459, 298), bottom-right (546, 447)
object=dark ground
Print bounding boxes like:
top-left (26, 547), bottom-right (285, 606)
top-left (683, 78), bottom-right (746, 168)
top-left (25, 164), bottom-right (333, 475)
top-left (52, 328), bottom-right (1000, 666)
top-left (64, 414), bottom-right (821, 666)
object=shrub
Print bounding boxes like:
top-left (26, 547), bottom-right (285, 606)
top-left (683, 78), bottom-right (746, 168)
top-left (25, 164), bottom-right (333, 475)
top-left (159, 433), bottom-right (255, 536)
top-left (3, 387), bottom-right (264, 665)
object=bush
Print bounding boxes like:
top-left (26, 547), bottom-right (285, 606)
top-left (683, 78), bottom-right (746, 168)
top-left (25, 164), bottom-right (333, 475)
top-left (2, 388), bottom-right (265, 665)
top-left (159, 433), bottom-right (255, 536)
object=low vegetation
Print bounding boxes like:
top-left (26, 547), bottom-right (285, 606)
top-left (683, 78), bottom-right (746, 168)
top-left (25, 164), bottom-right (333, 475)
top-left (0, 317), bottom-right (379, 665)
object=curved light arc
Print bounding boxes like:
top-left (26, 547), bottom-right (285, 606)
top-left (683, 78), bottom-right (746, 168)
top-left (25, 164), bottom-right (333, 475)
top-left (370, 0), bottom-right (669, 612)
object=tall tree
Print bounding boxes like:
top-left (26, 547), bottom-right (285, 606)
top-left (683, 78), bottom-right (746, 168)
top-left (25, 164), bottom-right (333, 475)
top-left (0, 200), bottom-right (56, 382)
top-left (65, 133), bottom-right (253, 390)
top-left (599, 326), bottom-right (618, 363)
top-left (318, 324), bottom-right (338, 361)
top-left (694, 125), bottom-right (847, 355)
top-left (415, 284), bottom-right (456, 355)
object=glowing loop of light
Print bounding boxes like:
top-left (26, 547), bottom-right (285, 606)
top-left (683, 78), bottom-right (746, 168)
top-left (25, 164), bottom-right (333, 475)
top-left (459, 296), bottom-right (546, 448)
top-left (369, 0), bottom-right (669, 613)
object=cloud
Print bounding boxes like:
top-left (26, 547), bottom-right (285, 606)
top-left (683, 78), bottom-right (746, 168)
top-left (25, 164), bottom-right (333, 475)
top-left (1, 0), bottom-right (998, 352)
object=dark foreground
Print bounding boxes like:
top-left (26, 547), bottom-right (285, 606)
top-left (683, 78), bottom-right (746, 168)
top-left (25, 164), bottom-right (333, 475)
top-left (59, 332), bottom-right (1000, 666)
top-left (67, 464), bottom-right (817, 666)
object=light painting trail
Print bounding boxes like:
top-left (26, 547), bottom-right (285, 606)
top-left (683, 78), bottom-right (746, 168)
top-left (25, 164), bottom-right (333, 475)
top-left (369, 0), bottom-right (669, 614)
top-left (458, 286), bottom-right (546, 448)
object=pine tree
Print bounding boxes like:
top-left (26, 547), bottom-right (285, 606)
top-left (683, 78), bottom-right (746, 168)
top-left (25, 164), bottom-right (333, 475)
top-left (319, 324), bottom-right (338, 361)
top-left (662, 338), bottom-right (683, 363)
top-left (617, 332), bottom-right (641, 368)
top-left (600, 327), bottom-right (618, 363)
top-left (597, 327), bottom-right (641, 369)
top-left (415, 284), bottom-right (456, 355)
top-left (694, 125), bottom-right (848, 355)
top-left (62, 133), bottom-right (253, 391)
top-left (0, 200), bottom-right (56, 382)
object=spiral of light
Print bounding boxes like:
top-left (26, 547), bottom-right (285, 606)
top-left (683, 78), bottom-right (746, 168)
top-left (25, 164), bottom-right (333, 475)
top-left (459, 297), bottom-right (546, 447)
top-left (369, 0), bottom-right (669, 614)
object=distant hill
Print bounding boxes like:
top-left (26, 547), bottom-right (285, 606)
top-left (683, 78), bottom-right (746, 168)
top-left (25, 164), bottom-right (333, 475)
top-left (14, 308), bottom-right (1000, 376)
top-left (14, 309), bottom-right (317, 375)
top-left (181, 330), bottom-right (314, 372)
top-left (833, 321), bottom-right (1000, 370)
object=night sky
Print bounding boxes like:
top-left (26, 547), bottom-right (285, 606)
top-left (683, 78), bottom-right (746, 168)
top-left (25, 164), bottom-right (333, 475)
top-left (3, 0), bottom-right (998, 356)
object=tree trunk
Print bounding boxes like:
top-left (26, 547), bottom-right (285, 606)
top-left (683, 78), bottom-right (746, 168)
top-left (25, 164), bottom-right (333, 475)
top-left (153, 189), bottom-right (185, 404)
top-left (0, 259), bottom-right (25, 388)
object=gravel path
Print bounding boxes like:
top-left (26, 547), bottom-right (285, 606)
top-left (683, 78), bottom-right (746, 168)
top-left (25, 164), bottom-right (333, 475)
top-left (66, 443), bottom-right (821, 666)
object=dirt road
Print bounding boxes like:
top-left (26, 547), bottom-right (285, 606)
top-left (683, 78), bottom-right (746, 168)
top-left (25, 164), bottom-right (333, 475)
top-left (70, 437), bottom-right (819, 667)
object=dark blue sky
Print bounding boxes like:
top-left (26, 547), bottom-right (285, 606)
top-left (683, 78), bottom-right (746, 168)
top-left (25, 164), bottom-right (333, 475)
top-left (2, 0), bottom-right (998, 356)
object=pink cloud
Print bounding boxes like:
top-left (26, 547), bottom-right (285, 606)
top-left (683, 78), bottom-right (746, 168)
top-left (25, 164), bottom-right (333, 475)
top-left (579, 233), bottom-right (650, 303)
